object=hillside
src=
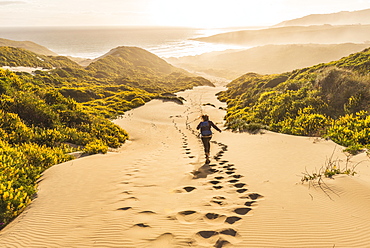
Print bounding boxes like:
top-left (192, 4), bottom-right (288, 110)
top-left (218, 47), bottom-right (370, 152)
top-left (168, 43), bottom-right (370, 79)
top-left (89, 46), bottom-right (178, 75)
top-left (0, 46), bottom-right (81, 69)
top-left (194, 25), bottom-right (370, 46)
top-left (0, 67), bottom-right (129, 228)
top-left (276, 8), bottom-right (370, 27)
top-left (0, 45), bottom-right (213, 228)
top-left (0, 46), bottom-right (212, 114)
top-left (0, 38), bottom-right (57, 56)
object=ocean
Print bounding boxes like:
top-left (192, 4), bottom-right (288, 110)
top-left (0, 26), bottom-right (245, 59)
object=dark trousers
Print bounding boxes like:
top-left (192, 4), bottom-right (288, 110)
top-left (201, 136), bottom-right (212, 154)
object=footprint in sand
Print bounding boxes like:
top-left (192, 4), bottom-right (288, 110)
top-left (214, 156), bottom-right (222, 161)
top-left (225, 216), bottom-right (242, 224)
top-left (194, 230), bottom-right (220, 247)
top-left (234, 207), bottom-right (252, 215)
top-left (236, 189), bottom-right (248, 193)
top-left (194, 228), bottom-right (241, 247)
top-left (203, 213), bottom-right (227, 225)
top-left (211, 196), bottom-right (227, 206)
top-left (232, 174), bottom-right (243, 179)
top-left (134, 223), bottom-right (151, 228)
top-left (175, 210), bottom-right (202, 223)
top-left (139, 210), bottom-right (156, 214)
top-left (234, 183), bottom-right (246, 188)
top-left (241, 193), bottom-right (264, 201)
top-left (228, 179), bottom-right (239, 183)
top-left (196, 230), bottom-right (218, 239)
top-left (215, 239), bottom-right (232, 248)
top-left (117, 207), bottom-right (132, 211)
top-left (126, 222), bottom-right (152, 239)
top-left (173, 186), bottom-right (197, 193)
top-left (183, 186), bottom-right (196, 192)
top-left (213, 186), bottom-right (223, 190)
top-left (244, 201), bottom-right (257, 207)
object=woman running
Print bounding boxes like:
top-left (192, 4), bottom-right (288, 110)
top-left (197, 114), bottom-right (222, 159)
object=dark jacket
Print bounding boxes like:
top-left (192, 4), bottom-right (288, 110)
top-left (197, 120), bottom-right (221, 137)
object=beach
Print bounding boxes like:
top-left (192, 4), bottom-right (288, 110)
top-left (0, 26), bottom-right (246, 59)
top-left (1, 85), bottom-right (370, 247)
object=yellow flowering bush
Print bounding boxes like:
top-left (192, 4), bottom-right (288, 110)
top-left (83, 139), bottom-right (108, 155)
top-left (0, 139), bottom-right (73, 227)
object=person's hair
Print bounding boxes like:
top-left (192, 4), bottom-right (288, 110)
top-left (201, 115), bottom-right (209, 121)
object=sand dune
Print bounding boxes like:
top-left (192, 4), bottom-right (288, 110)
top-left (1, 85), bottom-right (370, 247)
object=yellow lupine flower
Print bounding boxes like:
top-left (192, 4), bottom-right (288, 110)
top-left (7, 181), bottom-right (12, 190)
top-left (3, 191), bottom-right (9, 200)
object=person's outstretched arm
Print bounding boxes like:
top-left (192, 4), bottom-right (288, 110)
top-left (210, 121), bottom-right (222, 132)
top-left (196, 123), bottom-right (201, 130)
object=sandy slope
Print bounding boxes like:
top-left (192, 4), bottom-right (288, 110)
top-left (1, 85), bottom-right (370, 248)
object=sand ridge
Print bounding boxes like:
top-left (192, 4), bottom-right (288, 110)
top-left (1, 85), bottom-right (370, 247)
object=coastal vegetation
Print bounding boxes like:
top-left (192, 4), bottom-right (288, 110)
top-left (301, 150), bottom-right (358, 186)
top-left (0, 38), bottom-right (57, 56)
top-left (218, 47), bottom-right (370, 153)
top-left (0, 45), bottom-right (212, 228)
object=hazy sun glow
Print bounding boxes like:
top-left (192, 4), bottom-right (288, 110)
top-left (1, 0), bottom-right (370, 27)
top-left (149, 0), bottom-right (284, 28)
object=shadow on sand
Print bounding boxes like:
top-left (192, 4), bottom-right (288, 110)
top-left (191, 161), bottom-right (214, 179)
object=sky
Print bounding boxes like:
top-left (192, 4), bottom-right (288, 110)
top-left (1, 0), bottom-right (370, 28)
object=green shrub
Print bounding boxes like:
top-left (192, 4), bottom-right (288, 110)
top-left (83, 139), bottom-right (108, 154)
top-left (0, 139), bottom-right (73, 227)
top-left (33, 128), bottom-right (66, 147)
top-left (0, 110), bottom-right (34, 144)
top-left (219, 48), bottom-right (370, 152)
top-left (278, 107), bottom-right (332, 136)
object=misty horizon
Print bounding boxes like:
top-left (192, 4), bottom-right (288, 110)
top-left (1, 0), bottom-right (370, 28)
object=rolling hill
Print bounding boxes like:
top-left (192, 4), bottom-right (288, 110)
top-left (218, 46), bottom-right (370, 151)
top-left (168, 43), bottom-right (370, 79)
top-left (275, 8), bottom-right (370, 27)
top-left (0, 38), bottom-right (57, 56)
top-left (194, 24), bottom-right (370, 47)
